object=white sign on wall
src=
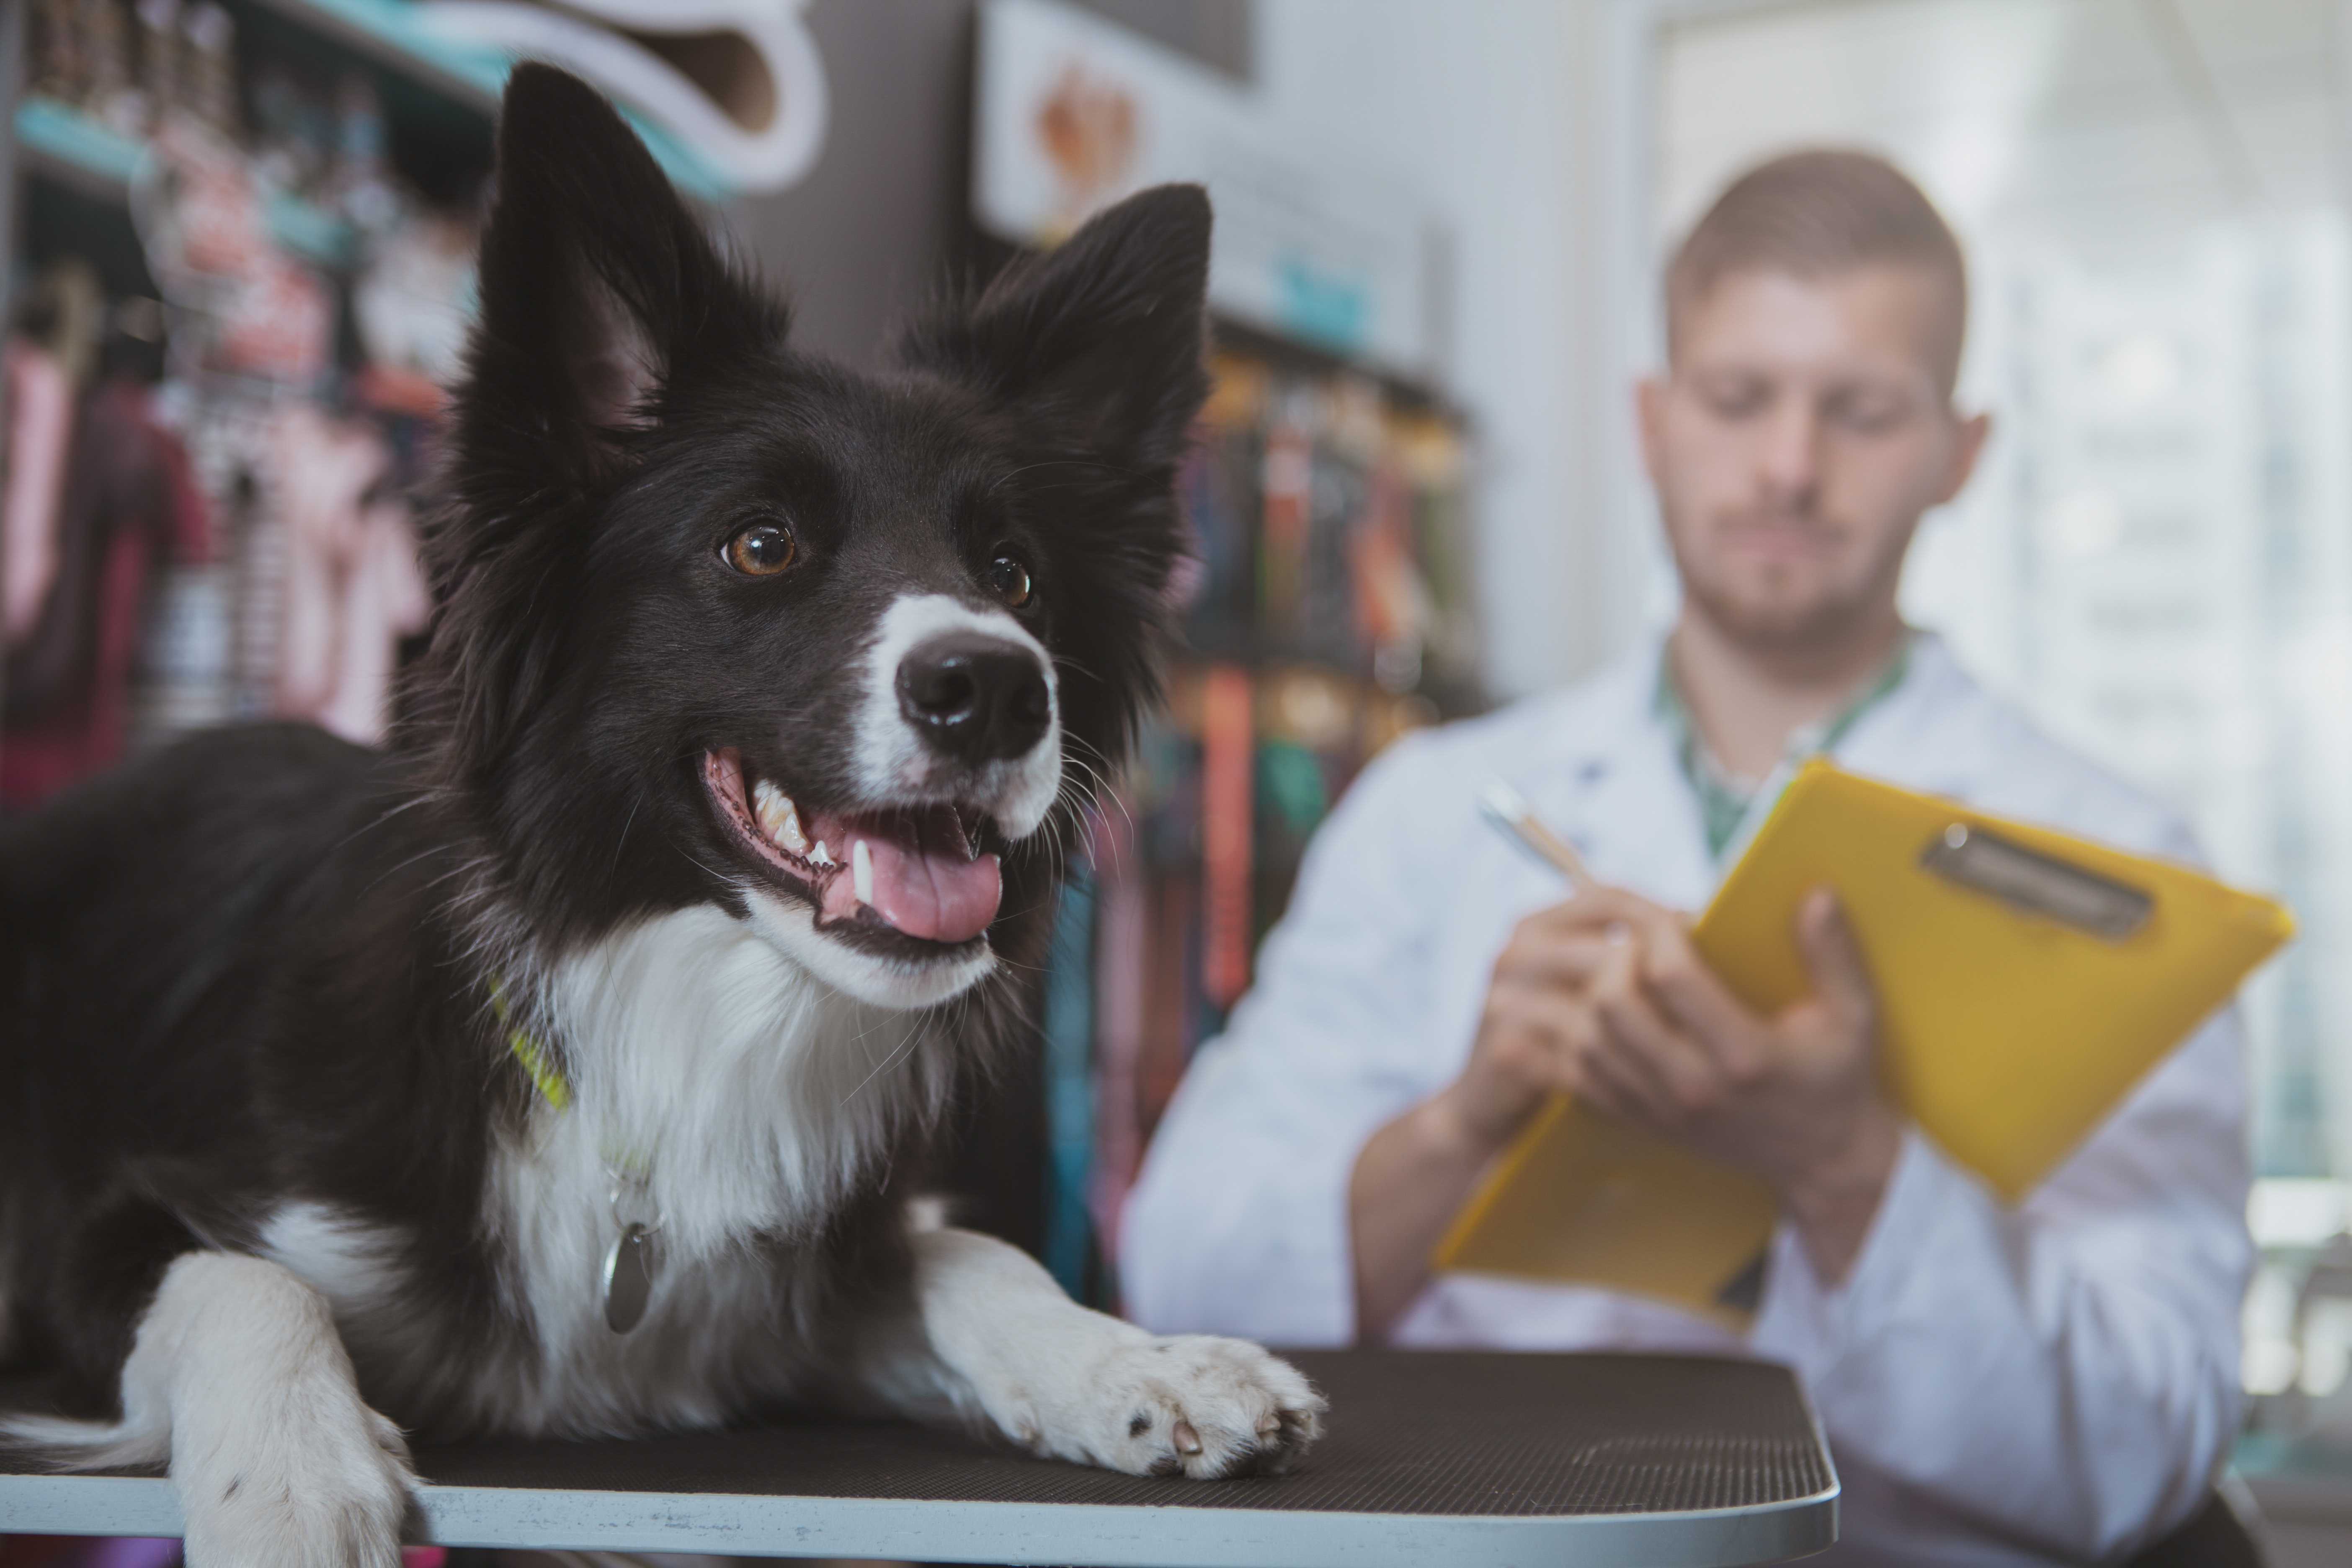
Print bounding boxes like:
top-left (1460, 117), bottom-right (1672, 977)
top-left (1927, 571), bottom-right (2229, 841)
top-left (974, 0), bottom-right (1443, 382)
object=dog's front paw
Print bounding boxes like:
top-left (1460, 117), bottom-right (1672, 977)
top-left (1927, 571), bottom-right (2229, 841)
top-left (904, 1228), bottom-right (1324, 1481)
top-left (177, 1393), bottom-right (415, 1568)
top-left (1080, 1334), bottom-right (1325, 1479)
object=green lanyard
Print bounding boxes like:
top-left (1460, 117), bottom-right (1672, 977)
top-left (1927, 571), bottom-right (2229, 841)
top-left (1655, 636), bottom-right (1912, 861)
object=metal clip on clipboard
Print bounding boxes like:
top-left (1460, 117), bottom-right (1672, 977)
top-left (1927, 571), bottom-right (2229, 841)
top-left (1920, 823), bottom-right (2154, 942)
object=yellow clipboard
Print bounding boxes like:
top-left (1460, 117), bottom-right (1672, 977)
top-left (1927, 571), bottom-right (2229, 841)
top-left (1431, 760), bottom-right (2294, 1325)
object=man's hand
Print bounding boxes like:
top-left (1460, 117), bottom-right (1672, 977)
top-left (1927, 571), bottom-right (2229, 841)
top-left (1437, 883), bottom-right (1902, 1283)
top-left (1349, 881), bottom-right (1899, 1339)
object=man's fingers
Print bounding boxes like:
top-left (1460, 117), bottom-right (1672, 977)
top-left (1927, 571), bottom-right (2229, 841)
top-left (1632, 911), bottom-right (1756, 1048)
top-left (1512, 890), bottom-right (1773, 1088)
top-left (1501, 885), bottom-right (1687, 995)
top-left (1483, 986), bottom-right (1578, 1083)
top-left (1572, 1047), bottom-right (1661, 1127)
top-left (1501, 982), bottom-right (1663, 1126)
top-left (1795, 887), bottom-right (1876, 1024)
top-left (1493, 931), bottom-right (1618, 991)
top-left (1518, 884), bottom-right (1679, 939)
top-left (1590, 940), bottom-right (1721, 1119)
top-left (1533, 973), bottom-right (1684, 1133)
top-left (1562, 1015), bottom-right (1671, 1127)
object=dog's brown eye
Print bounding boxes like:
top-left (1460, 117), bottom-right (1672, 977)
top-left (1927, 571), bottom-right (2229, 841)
top-left (725, 523), bottom-right (796, 577)
top-left (987, 552), bottom-right (1033, 608)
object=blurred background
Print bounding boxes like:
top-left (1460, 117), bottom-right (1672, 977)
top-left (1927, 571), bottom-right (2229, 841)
top-left (3, 0), bottom-right (2352, 1560)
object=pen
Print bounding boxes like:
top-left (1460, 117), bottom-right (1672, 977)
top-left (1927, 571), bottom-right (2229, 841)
top-left (1478, 780), bottom-right (1593, 886)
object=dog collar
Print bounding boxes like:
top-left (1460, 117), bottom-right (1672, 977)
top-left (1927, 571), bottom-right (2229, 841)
top-left (487, 977), bottom-right (661, 1333)
top-left (490, 979), bottom-right (573, 1112)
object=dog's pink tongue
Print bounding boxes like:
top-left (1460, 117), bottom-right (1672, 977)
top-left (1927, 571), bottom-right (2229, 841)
top-left (813, 813), bottom-right (1001, 944)
top-left (867, 835), bottom-right (1002, 943)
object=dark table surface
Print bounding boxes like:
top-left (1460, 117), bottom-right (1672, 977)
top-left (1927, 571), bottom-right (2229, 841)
top-left (3, 1349), bottom-right (1841, 1565)
top-left (403, 1350), bottom-right (1831, 1514)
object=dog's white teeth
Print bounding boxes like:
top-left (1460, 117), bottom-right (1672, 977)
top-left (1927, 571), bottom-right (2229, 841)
top-left (810, 839), bottom-right (835, 867)
top-left (852, 838), bottom-right (874, 905)
top-left (752, 779), bottom-right (810, 856)
top-left (750, 779), bottom-right (785, 836)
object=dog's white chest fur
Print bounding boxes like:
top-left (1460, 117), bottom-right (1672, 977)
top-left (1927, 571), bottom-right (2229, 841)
top-left (523, 903), bottom-right (947, 1251)
top-left (275, 903), bottom-right (959, 1435)
top-left (498, 904), bottom-right (955, 1428)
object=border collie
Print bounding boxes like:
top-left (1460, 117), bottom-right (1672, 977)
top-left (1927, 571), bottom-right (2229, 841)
top-left (0, 64), bottom-right (1321, 1566)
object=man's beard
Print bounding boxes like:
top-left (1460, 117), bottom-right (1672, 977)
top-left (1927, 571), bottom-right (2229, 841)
top-left (1669, 509), bottom-right (1913, 657)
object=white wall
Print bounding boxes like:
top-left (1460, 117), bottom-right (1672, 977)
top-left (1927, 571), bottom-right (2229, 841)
top-left (1252, 0), bottom-right (1626, 699)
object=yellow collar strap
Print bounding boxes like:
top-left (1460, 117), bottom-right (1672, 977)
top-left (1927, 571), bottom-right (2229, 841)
top-left (490, 979), bottom-right (573, 1113)
top-left (490, 978), bottom-right (660, 1333)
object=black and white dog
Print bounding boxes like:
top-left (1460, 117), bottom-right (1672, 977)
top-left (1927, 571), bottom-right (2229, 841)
top-left (0, 65), bottom-right (1320, 1565)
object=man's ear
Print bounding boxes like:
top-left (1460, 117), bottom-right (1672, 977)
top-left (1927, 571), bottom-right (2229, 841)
top-left (1936, 409), bottom-right (1993, 505)
top-left (902, 184), bottom-right (1212, 469)
top-left (458, 63), bottom-right (781, 483)
top-left (1635, 376), bottom-right (1670, 492)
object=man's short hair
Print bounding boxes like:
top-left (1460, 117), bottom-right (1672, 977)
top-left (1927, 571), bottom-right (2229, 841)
top-left (1666, 149), bottom-right (1968, 396)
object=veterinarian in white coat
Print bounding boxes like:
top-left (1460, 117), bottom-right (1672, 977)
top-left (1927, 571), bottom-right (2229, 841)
top-left (1123, 151), bottom-right (2252, 1567)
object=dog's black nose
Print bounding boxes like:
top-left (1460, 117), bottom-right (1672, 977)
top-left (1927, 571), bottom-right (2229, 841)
top-left (897, 634), bottom-right (1052, 764)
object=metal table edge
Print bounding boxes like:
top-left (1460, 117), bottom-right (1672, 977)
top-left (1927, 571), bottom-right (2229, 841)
top-left (0, 1470), bottom-right (1841, 1568)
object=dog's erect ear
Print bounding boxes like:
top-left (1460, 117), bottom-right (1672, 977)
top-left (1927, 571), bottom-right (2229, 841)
top-left (460, 64), bottom-right (778, 476)
top-left (425, 65), bottom-right (781, 787)
top-left (903, 185), bottom-right (1212, 468)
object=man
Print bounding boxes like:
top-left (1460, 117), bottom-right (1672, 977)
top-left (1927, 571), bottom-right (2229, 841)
top-left (1121, 151), bottom-right (2251, 1565)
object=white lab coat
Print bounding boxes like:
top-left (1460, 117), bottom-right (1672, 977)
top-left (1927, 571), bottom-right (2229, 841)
top-left (1122, 633), bottom-right (2252, 1566)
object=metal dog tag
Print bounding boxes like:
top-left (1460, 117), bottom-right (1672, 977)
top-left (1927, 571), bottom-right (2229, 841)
top-left (603, 1222), bottom-right (658, 1334)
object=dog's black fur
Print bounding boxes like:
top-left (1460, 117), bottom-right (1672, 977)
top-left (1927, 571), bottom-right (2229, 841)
top-left (0, 65), bottom-right (1215, 1447)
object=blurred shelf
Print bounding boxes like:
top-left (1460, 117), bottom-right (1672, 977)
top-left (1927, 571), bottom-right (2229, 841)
top-left (1211, 314), bottom-right (1464, 423)
top-left (237, 0), bottom-right (735, 201)
top-left (244, 0), bottom-right (507, 111)
top-left (1178, 624), bottom-right (1361, 672)
top-left (15, 97), bottom-right (356, 268)
top-left (13, 98), bottom-right (144, 200)
top-left (1176, 625), bottom-right (1482, 721)
top-left (265, 188), bottom-right (357, 265)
